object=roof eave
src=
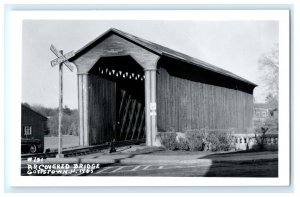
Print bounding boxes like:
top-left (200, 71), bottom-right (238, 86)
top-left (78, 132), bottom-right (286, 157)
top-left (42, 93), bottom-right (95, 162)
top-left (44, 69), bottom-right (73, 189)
top-left (69, 28), bottom-right (114, 61)
top-left (22, 104), bottom-right (48, 120)
top-left (161, 52), bottom-right (257, 87)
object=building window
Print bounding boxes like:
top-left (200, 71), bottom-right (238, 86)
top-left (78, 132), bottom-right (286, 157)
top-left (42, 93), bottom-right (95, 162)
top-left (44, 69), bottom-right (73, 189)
top-left (24, 126), bottom-right (32, 135)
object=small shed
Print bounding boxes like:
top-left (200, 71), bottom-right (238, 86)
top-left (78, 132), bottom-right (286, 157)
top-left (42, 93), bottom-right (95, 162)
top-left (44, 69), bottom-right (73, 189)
top-left (21, 104), bottom-right (48, 151)
top-left (70, 28), bottom-right (257, 147)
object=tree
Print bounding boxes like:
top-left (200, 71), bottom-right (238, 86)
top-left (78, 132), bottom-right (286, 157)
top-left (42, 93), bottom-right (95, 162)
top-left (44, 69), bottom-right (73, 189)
top-left (258, 44), bottom-right (279, 108)
top-left (255, 44), bottom-right (279, 138)
top-left (63, 105), bottom-right (72, 115)
top-left (30, 104), bottom-right (58, 117)
top-left (47, 108), bottom-right (79, 136)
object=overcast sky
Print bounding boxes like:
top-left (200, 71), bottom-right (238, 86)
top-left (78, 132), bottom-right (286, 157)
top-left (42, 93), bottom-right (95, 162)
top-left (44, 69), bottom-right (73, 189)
top-left (22, 20), bottom-right (278, 109)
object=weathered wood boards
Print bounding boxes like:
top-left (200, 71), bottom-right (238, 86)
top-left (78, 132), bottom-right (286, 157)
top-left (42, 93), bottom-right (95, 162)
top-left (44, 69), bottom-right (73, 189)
top-left (131, 103), bottom-right (142, 140)
top-left (87, 75), bottom-right (116, 145)
top-left (156, 65), bottom-right (254, 133)
top-left (117, 87), bottom-right (145, 141)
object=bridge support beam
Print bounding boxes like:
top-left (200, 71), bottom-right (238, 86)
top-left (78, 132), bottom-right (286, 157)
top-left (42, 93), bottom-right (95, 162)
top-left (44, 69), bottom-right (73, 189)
top-left (144, 67), bottom-right (159, 147)
top-left (78, 74), bottom-right (89, 146)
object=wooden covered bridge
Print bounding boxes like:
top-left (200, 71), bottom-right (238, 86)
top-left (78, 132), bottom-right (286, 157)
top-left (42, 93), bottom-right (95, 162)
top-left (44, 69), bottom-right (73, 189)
top-left (69, 28), bottom-right (257, 147)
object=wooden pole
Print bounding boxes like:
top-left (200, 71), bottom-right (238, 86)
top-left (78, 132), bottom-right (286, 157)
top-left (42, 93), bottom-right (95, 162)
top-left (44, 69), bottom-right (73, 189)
top-left (50, 45), bottom-right (74, 153)
top-left (56, 50), bottom-right (64, 158)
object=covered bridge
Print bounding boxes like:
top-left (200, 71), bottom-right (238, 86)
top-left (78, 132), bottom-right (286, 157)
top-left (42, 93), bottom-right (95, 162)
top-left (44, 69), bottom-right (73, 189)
top-left (69, 28), bottom-right (256, 147)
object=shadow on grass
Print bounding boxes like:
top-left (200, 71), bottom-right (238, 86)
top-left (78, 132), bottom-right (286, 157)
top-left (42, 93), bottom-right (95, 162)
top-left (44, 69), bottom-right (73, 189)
top-left (198, 150), bottom-right (278, 177)
top-left (95, 149), bottom-right (278, 177)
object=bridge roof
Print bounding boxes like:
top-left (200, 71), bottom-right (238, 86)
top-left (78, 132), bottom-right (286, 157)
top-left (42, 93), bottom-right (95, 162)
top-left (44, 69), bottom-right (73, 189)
top-left (71, 28), bottom-right (257, 86)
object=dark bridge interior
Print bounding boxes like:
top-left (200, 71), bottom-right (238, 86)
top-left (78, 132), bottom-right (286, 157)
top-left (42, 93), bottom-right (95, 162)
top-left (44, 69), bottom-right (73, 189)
top-left (89, 55), bottom-right (146, 142)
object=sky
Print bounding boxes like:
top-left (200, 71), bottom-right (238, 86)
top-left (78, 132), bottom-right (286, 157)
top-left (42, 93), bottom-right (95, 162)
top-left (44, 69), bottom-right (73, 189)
top-left (22, 20), bottom-right (278, 109)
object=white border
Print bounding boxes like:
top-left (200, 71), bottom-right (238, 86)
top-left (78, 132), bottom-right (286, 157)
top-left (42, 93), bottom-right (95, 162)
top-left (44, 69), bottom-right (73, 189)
top-left (8, 10), bottom-right (290, 187)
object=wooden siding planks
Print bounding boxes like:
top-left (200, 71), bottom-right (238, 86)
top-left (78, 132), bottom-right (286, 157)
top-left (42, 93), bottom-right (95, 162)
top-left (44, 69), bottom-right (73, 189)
top-left (88, 74), bottom-right (116, 145)
top-left (156, 67), bottom-right (254, 133)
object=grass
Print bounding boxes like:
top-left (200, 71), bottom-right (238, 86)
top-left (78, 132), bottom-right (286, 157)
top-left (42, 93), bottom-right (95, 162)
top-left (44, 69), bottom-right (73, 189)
top-left (92, 160), bottom-right (278, 177)
top-left (44, 135), bottom-right (79, 151)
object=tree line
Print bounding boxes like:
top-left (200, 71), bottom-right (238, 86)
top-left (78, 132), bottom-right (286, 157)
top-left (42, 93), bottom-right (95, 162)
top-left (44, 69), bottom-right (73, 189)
top-left (256, 43), bottom-right (278, 134)
top-left (22, 103), bottom-right (79, 136)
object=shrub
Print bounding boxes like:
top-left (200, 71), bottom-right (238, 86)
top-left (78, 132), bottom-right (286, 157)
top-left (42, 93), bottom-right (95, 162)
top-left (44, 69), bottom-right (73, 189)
top-left (185, 129), bottom-right (207, 151)
top-left (254, 127), bottom-right (267, 150)
top-left (254, 113), bottom-right (278, 150)
top-left (158, 128), bottom-right (236, 152)
top-left (157, 132), bottom-right (177, 150)
top-left (206, 131), bottom-right (235, 152)
top-left (176, 137), bottom-right (189, 151)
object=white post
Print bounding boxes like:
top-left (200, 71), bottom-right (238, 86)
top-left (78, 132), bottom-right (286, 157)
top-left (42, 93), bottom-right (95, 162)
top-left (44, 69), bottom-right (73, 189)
top-left (150, 69), bottom-right (158, 146)
top-left (144, 70), bottom-right (151, 146)
top-left (78, 74), bottom-right (84, 146)
top-left (56, 51), bottom-right (64, 158)
top-left (144, 68), bottom-right (158, 147)
top-left (77, 74), bottom-right (89, 146)
top-left (83, 74), bottom-right (89, 146)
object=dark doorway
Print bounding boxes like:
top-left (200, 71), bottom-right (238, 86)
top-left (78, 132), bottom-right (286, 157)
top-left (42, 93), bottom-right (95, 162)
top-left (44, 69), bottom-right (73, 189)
top-left (89, 55), bottom-right (146, 143)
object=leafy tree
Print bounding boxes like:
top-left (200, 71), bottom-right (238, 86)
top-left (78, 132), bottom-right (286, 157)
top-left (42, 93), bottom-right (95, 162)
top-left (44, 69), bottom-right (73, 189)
top-left (47, 108), bottom-right (79, 136)
top-left (63, 105), bottom-right (72, 115)
top-left (30, 104), bottom-right (58, 117)
top-left (255, 44), bottom-right (279, 140)
top-left (258, 44), bottom-right (279, 108)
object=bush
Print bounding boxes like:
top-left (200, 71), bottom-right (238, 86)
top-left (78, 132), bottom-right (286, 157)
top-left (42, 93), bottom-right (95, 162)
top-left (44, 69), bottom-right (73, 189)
top-left (185, 129), bottom-right (207, 151)
top-left (206, 131), bottom-right (235, 152)
top-left (176, 137), bottom-right (189, 151)
top-left (254, 113), bottom-right (278, 150)
top-left (157, 132), bottom-right (177, 150)
top-left (254, 127), bottom-right (267, 150)
top-left (184, 129), bottom-right (235, 152)
top-left (157, 128), bottom-right (236, 152)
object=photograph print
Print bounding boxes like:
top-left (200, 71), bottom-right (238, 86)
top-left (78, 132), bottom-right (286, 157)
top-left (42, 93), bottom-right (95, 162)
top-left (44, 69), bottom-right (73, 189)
top-left (20, 15), bottom-right (281, 178)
